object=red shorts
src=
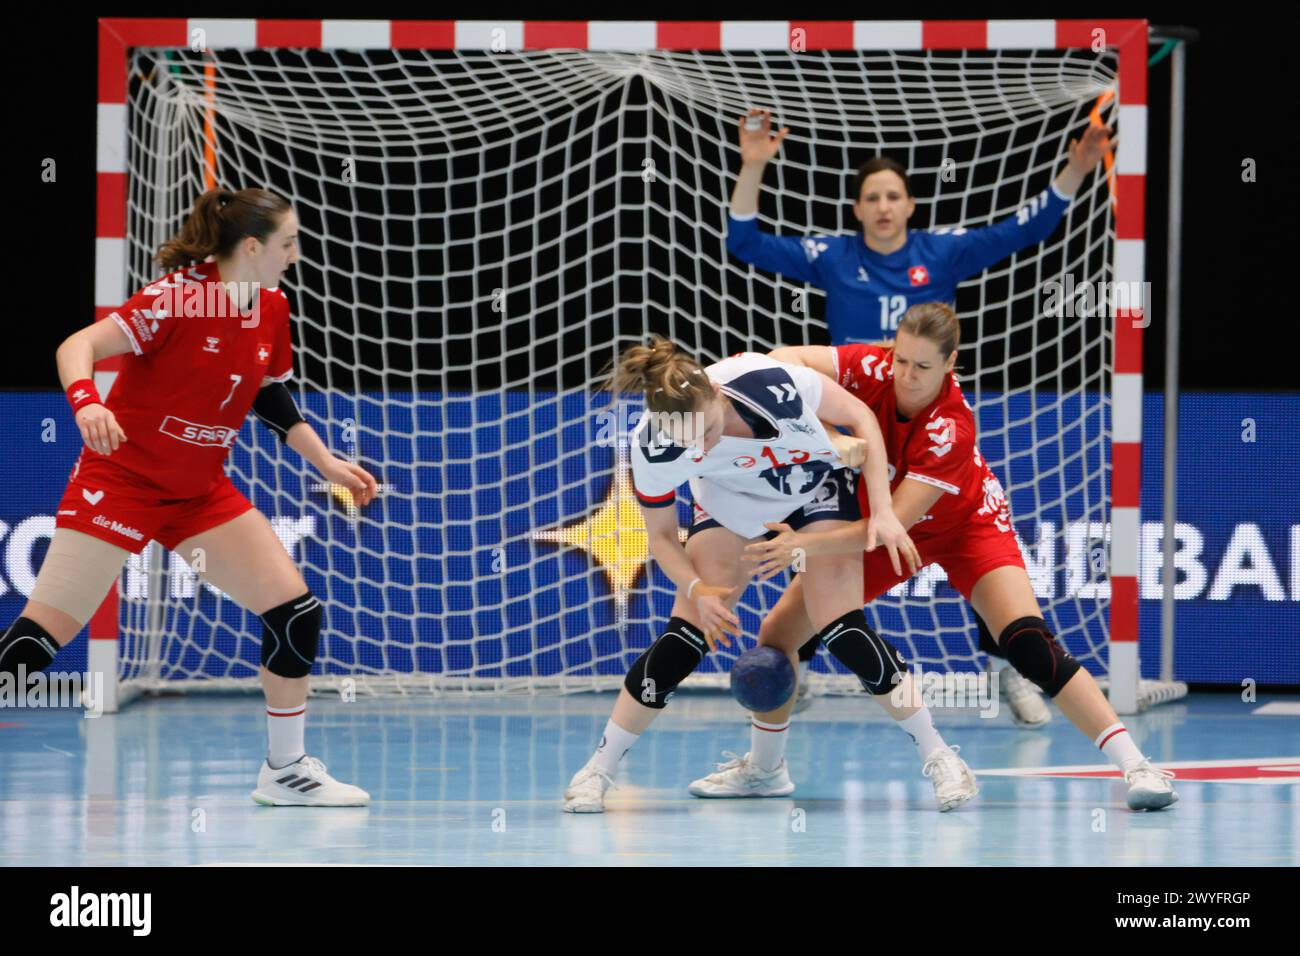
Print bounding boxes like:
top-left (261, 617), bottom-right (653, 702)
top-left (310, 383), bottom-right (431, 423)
top-left (54, 459), bottom-right (254, 555)
top-left (864, 516), bottom-right (1026, 602)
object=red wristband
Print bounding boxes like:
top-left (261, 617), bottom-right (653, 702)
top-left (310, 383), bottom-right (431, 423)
top-left (66, 379), bottom-right (103, 413)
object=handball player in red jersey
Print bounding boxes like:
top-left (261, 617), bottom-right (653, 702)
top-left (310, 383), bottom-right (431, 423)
top-left (742, 303), bottom-right (1177, 811)
top-left (0, 187), bottom-right (379, 805)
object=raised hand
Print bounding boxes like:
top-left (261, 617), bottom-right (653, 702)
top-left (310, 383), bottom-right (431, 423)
top-left (1068, 123), bottom-right (1113, 175)
top-left (738, 108), bottom-right (789, 166)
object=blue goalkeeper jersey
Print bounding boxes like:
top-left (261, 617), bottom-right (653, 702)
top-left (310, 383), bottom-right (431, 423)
top-left (726, 184), bottom-right (1071, 344)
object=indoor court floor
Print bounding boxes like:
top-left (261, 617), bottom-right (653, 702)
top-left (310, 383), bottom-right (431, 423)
top-left (2, 691), bottom-right (1297, 866)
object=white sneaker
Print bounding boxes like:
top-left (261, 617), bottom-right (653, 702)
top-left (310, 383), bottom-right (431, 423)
top-left (998, 666), bottom-right (1051, 727)
top-left (791, 679), bottom-right (815, 715)
top-left (688, 751), bottom-right (795, 798)
top-left (922, 745), bottom-right (978, 812)
top-left (1125, 759), bottom-right (1179, 811)
top-left (563, 762), bottom-right (615, 813)
top-left (251, 755), bottom-right (369, 806)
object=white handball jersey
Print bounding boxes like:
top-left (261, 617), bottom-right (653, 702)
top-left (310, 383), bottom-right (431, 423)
top-left (629, 353), bottom-right (840, 538)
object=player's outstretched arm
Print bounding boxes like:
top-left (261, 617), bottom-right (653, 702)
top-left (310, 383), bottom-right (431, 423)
top-left (891, 477), bottom-right (945, 531)
top-left (944, 124), bottom-right (1110, 281)
top-left (1054, 122), bottom-right (1113, 197)
top-left (814, 377), bottom-right (919, 575)
top-left (767, 345), bottom-right (834, 378)
top-left (726, 111), bottom-right (829, 285)
top-left (729, 108), bottom-right (788, 217)
top-left (813, 376), bottom-right (887, 499)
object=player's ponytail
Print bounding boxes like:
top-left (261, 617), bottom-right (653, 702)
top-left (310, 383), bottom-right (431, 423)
top-left (896, 302), bottom-right (960, 359)
top-left (606, 335), bottom-right (712, 415)
top-left (156, 187), bottom-right (293, 271)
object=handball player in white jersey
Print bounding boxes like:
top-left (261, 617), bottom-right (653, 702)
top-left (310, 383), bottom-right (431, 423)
top-left (0, 187), bottom-right (378, 806)
top-left (563, 336), bottom-right (978, 813)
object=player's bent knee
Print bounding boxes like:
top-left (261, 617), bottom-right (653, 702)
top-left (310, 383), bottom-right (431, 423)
top-left (998, 616), bottom-right (1079, 697)
top-left (818, 608), bottom-right (907, 696)
top-left (623, 617), bottom-right (707, 709)
top-left (260, 592), bottom-right (323, 678)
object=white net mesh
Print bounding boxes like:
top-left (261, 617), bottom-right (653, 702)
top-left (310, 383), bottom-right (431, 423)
top-left (117, 46), bottom-right (1123, 697)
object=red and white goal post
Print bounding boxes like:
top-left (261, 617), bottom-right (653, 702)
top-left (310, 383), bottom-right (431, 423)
top-left (91, 18), bottom-right (1187, 714)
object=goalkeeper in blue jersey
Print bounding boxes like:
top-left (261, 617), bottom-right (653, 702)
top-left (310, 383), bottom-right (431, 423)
top-left (727, 108), bottom-right (1113, 341)
top-left (726, 108), bottom-right (1114, 721)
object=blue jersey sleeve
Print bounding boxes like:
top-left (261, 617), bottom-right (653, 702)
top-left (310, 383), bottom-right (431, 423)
top-left (937, 184), bottom-right (1071, 280)
top-left (726, 212), bottom-right (829, 287)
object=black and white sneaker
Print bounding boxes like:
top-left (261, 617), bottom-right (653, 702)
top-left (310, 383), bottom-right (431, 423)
top-left (251, 755), bottom-right (369, 806)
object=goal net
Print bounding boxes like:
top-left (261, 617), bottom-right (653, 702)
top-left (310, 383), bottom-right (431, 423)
top-left (111, 40), bottom-right (1175, 705)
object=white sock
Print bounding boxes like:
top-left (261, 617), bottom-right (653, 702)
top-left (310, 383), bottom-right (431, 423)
top-left (750, 717), bottom-right (789, 771)
top-left (798, 660), bottom-right (811, 685)
top-left (1095, 723), bottom-right (1144, 773)
top-left (988, 656), bottom-right (1010, 672)
top-left (897, 707), bottom-right (948, 759)
top-left (266, 703), bottom-right (306, 769)
top-left (592, 719), bottom-right (640, 775)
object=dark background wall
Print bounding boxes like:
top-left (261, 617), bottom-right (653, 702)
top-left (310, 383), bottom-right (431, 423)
top-left (5, 3), bottom-right (1295, 391)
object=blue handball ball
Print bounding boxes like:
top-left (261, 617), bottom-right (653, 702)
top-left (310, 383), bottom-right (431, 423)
top-left (730, 646), bottom-right (796, 713)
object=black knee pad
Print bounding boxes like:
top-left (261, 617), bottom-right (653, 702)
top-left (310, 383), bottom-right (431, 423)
top-left (998, 616), bottom-right (1080, 697)
top-left (0, 617), bottom-right (60, 677)
top-left (623, 617), bottom-right (707, 709)
top-left (797, 635), bottom-right (820, 663)
top-left (819, 608), bottom-right (907, 696)
top-left (975, 613), bottom-right (1003, 659)
top-left (260, 593), bottom-right (322, 678)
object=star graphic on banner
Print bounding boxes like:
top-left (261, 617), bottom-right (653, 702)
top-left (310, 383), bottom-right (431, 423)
top-left (532, 442), bottom-right (686, 618)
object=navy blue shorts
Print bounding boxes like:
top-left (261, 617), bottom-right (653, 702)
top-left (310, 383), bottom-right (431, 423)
top-left (686, 468), bottom-right (861, 540)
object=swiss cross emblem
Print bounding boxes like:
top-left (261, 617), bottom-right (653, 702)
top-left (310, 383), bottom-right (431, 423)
top-left (256, 344), bottom-right (271, 364)
top-left (908, 265), bottom-right (930, 286)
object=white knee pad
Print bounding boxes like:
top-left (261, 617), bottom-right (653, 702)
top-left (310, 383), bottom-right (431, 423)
top-left (28, 529), bottom-right (130, 626)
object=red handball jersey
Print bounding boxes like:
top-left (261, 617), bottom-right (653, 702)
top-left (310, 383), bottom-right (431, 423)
top-left (91, 262), bottom-right (295, 498)
top-left (832, 343), bottom-right (1012, 538)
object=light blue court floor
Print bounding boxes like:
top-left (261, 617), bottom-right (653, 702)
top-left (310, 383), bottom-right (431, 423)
top-left (2, 691), bottom-right (1297, 866)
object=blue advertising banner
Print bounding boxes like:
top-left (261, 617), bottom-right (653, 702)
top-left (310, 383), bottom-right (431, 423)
top-left (1, 391), bottom-right (1295, 685)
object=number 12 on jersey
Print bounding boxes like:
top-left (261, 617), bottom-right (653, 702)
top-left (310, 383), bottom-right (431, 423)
top-left (879, 294), bottom-right (907, 330)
